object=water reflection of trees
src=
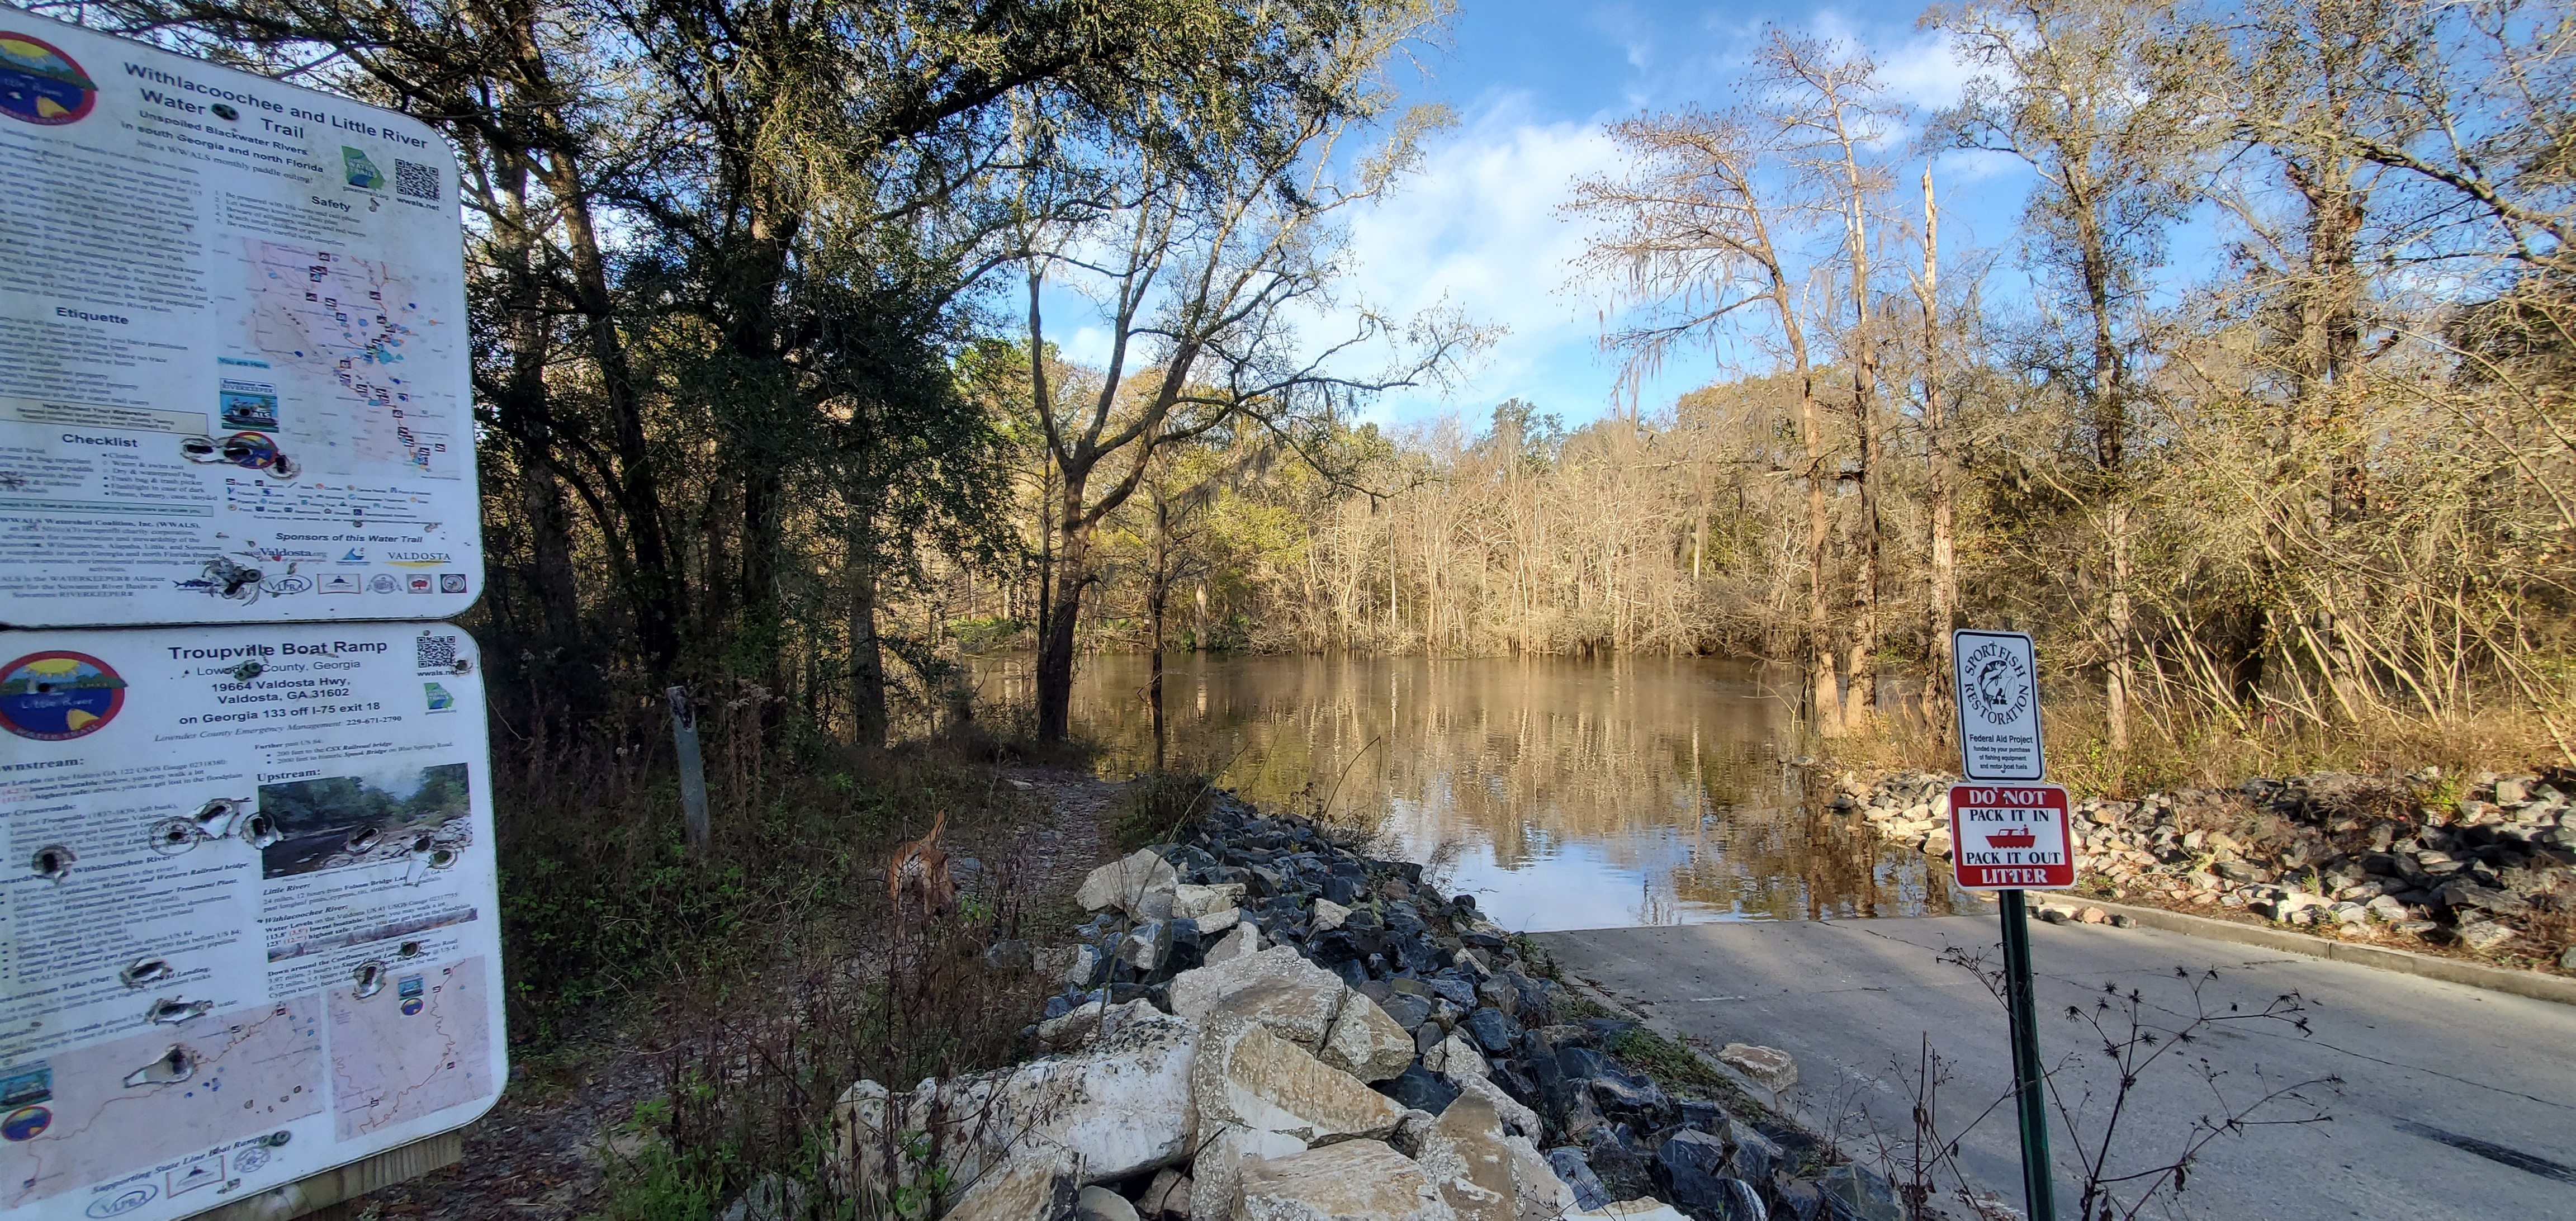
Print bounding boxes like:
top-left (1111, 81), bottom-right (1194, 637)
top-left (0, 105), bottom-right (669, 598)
top-left (1003, 654), bottom-right (1956, 924)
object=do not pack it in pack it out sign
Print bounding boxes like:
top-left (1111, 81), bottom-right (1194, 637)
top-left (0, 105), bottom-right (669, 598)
top-left (1948, 784), bottom-right (2077, 890)
top-left (0, 11), bottom-right (481, 627)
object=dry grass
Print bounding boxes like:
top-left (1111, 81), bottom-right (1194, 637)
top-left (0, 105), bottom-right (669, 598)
top-left (1827, 696), bottom-right (2569, 798)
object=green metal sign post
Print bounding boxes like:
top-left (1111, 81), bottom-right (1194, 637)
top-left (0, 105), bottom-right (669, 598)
top-left (1997, 890), bottom-right (2057, 1221)
top-left (1949, 630), bottom-right (2070, 1221)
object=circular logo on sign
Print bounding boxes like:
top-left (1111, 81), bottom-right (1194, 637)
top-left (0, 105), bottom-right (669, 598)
top-left (1963, 643), bottom-right (2030, 727)
top-left (232, 1146), bottom-right (272, 1175)
top-left (0, 651), bottom-right (126, 740)
top-left (2, 1105), bottom-right (50, 1141)
top-left (0, 32), bottom-right (97, 126)
top-left (86, 1186), bottom-right (156, 1218)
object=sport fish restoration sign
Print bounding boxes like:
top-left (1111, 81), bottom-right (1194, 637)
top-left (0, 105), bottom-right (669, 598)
top-left (0, 622), bottom-right (503, 1221)
top-left (0, 13), bottom-right (479, 626)
top-left (1948, 784), bottom-right (2077, 890)
top-left (1952, 630), bottom-right (2044, 782)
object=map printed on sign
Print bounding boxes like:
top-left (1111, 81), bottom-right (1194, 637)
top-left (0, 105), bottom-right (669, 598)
top-left (0, 13), bottom-right (477, 626)
top-left (1952, 630), bottom-right (2045, 782)
top-left (0, 622), bottom-right (503, 1221)
top-left (1948, 784), bottom-right (2077, 890)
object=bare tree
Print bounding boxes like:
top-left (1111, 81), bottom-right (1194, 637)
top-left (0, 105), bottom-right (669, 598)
top-left (1569, 107), bottom-right (1848, 732)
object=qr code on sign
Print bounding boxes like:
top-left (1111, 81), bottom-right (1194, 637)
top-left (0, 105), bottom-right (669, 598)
top-left (395, 158), bottom-right (440, 202)
top-left (416, 633), bottom-right (458, 671)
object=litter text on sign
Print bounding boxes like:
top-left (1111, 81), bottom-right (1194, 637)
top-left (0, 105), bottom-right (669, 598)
top-left (1948, 783), bottom-right (2077, 891)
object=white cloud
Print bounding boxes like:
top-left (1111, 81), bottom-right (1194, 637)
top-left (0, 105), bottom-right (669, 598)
top-left (1328, 93), bottom-right (1628, 423)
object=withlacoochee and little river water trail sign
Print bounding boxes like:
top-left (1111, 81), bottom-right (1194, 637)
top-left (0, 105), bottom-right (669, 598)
top-left (1, 15), bottom-right (500, 1221)
top-left (0, 11), bottom-right (479, 628)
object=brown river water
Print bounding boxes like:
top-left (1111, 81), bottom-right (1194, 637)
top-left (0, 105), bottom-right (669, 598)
top-left (981, 654), bottom-right (1968, 932)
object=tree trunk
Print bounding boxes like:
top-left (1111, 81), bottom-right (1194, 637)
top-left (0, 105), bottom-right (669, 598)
top-left (1035, 504), bottom-right (1090, 742)
top-left (845, 511), bottom-right (888, 752)
top-left (543, 158), bottom-right (682, 674)
top-left (1922, 169), bottom-right (1957, 739)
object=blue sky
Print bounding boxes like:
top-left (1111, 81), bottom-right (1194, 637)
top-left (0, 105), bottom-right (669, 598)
top-left (1036, 1), bottom-right (2051, 434)
top-left (1341, 0), bottom-right (2040, 428)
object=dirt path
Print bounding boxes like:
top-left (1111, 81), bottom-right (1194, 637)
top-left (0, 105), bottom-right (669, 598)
top-left (333, 765), bottom-right (1123, 1220)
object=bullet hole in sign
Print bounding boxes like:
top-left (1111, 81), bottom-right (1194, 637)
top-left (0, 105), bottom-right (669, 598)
top-left (150, 818), bottom-right (203, 855)
top-left (352, 960), bottom-right (387, 999)
top-left (121, 958), bottom-right (174, 989)
top-left (123, 1044), bottom-right (196, 1087)
top-left (228, 658), bottom-right (264, 682)
top-left (147, 997), bottom-right (212, 1025)
top-left (452, 656), bottom-right (473, 674)
top-left (239, 812), bottom-right (281, 849)
top-left (193, 798), bottom-right (246, 837)
top-left (30, 845), bottom-right (73, 881)
top-left (398, 941), bottom-right (422, 958)
top-left (344, 825), bottom-right (381, 854)
top-left (267, 1130), bottom-right (292, 1147)
top-left (425, 849), bottom-right (457, 869)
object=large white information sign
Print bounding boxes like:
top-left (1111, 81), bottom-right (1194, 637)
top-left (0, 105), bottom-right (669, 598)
top-left (1952, 629), bottom-right (2045, 782)
top-left (0, 621), bottom-right (503, 1221)
top-left (0, 14), bottom-right (479, 627)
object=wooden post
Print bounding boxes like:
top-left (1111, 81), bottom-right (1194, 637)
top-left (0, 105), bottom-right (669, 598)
top-left (669, 685), bottom-right (710, 854)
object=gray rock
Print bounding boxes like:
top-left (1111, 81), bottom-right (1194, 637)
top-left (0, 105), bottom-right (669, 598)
top-left (2437, 880), bottom-right (2532, 919)
top-left (1724, 1119), bottom-right (1783, 1185)
top-left (1379, 1064), bottom-right (1461, 1115)
top-left (717, 1174), bottom-right (807, 1221)
top-left (1655, 1129), bottom-right (1735, 1213)
top-left (1704, 1177), bottom-right (1768, 1221)
top-left (2561, 945), bottom-right (2576, 971)
top-left (1819, 1163), bottom-right (1902, 1221)
top-left (1074, 1184), bottom-right (1140, 1221)
top-left (1382, 992), bottom-right (1436, 1030)
top-left (1464, 1006), bottom-right (1518, 1053)
top-left (1117, 920), bottom-right (1174, 973)
top-left (2496, 777), bottom-right (2530, 804)
top-left (1546, 1148), bottom-right (1611, 1210)
top-left (2455, 919), bottom-right (2516, 951)
top-left (1772, 1174), bottom-right (1825, 1221)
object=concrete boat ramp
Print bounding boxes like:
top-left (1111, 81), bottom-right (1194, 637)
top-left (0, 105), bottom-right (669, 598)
top-left (1537, 915), bottom-right (2576, 1220)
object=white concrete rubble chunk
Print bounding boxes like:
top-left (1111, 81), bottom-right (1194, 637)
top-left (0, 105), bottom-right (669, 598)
top-left (1716, 1043), bottom-right (1798, 1092)
top-left (1078, 1184), bottom-right (1145, 1221)
top-left (1500, 1133), bottom-right (1576, 1221)
top-left (832, 1004), bottom-right (1196, 1196)
top-left (1191, 1124), bottom-right (1306, 1221)
top-left (1412, 1095), bottom-right (1514, 1221)
top-left (1309, 898), bottom-right (1352, 933)
top-left (1453, 1073), bottom-right (1538, 1141)
top-left (1207, 922), bottom-right (1261, 963)
top-left (1317, 990), bottom-right (1415, 1083)
top-left (1208, 977), bottom-right (1345, 1051)
top-left (1231, 1139), bottom-right (1457, 1221)
top-left (1192, 1015), bottom-right (1405, 1144)
top-left (1570, 1200), bottom-right (1690, 1220)
top-left (1139, 1168), bottom-right (1190, 1219)
top-left (1195, 907), bottom-right (1243, 936)
top-left (944, 1150), bottom-right (1077, 1221)
top-left (1079, 848), bottom-right (1182, 918)
top-left (1174, 946), bottom-right (1346, 1020)
top-left (1176, 883), bottom-right (1248, 919)
top-left (1423, 1033), bottom-right (1488, 1080)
